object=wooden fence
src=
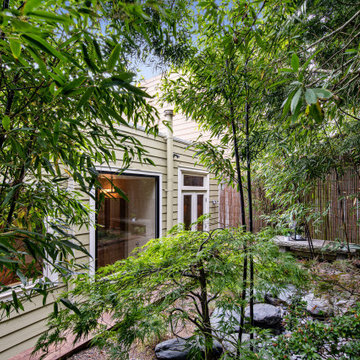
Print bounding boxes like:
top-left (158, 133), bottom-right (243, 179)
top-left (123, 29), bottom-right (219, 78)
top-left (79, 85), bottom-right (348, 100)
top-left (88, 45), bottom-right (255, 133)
top-left (219, 168), bottom-right (360, 244)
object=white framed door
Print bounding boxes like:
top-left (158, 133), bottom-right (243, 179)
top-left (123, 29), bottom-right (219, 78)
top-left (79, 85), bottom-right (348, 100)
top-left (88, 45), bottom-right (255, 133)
top-left (178, 168), bottom-right (210, 231)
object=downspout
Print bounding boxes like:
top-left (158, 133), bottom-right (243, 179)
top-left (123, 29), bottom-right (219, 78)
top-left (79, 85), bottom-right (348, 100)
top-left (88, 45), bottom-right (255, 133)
top-left (165, 109), bottom-right (174, 232)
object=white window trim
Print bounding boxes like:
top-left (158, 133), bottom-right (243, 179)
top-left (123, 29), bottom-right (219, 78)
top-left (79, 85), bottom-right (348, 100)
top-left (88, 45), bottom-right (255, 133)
top-left (178, 167), bottom-right (210, 231)
top-left (89, 166), bottom-right (163, 276)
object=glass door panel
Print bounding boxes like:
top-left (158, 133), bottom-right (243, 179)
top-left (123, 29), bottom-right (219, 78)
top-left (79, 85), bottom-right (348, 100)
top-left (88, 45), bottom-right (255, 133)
top-left (183, 194), bottom-right (192, 230)
top-left (197, 194), bottom-right (204, 231)
top-left (183, 193), bottom-right (205, 231)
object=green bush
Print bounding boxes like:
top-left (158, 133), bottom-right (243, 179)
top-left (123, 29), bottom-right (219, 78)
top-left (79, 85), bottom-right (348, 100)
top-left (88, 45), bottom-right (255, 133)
top-left (262, 302), bottom-right (360, 360)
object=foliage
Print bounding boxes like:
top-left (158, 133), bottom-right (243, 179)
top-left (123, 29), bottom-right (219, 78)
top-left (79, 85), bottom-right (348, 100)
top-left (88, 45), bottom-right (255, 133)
top-left (0, 0), bottom-right (191, 315)
top-left (264, 302), bottom-right (360, 359)
top-left (35, 226), bottom-right (307, 360)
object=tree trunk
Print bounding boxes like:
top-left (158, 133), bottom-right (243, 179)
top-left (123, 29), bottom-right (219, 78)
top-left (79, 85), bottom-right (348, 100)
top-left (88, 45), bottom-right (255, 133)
top-left (225, 58), bottom-right (249, 357)
top-left (245, 93), bottom-right (255, 349)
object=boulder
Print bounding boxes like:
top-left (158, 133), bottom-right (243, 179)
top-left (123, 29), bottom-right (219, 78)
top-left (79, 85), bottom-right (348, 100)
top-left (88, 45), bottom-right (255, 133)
top-left (245, 303), bottom-right (283, 329)
top-left (210, 307), bottom-right (242, 334)
top-left (155, 338), bottom-right (189, 360)
top-left (221, 333), bottom-right (251, 355)
top-left (155, 338), bottom-right (222, 360)
top-left (265, 285), bottom-right (298, 306)
top-left (302, 293), bottom-right (333, 318)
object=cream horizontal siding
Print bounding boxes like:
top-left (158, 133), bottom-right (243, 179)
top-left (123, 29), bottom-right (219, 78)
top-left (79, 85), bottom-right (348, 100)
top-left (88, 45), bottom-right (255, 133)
top-left (0, 287), bottom-right (65, 359)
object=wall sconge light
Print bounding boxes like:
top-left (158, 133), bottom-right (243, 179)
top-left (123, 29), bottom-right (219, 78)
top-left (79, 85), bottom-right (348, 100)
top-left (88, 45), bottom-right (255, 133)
top-left (212, 200), bottom-right (219, 206)
top-left (173, 153), bottom-right (180, 159)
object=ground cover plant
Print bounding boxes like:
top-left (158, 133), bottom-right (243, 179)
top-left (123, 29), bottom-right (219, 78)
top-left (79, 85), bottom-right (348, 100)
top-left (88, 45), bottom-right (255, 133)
top-left (34, 225), bottom-right (307, 360)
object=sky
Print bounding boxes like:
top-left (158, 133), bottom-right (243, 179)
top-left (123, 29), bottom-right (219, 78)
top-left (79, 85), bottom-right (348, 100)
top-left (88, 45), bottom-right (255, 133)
top-left (137, 63), bottom-right (163, 81)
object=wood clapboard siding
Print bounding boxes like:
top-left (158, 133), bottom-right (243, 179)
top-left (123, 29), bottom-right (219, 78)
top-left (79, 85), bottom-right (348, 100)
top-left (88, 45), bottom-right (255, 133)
top-left (0, 287), bottom-right (65, 359)
top-left (1, 122), bottom-right (219, 358)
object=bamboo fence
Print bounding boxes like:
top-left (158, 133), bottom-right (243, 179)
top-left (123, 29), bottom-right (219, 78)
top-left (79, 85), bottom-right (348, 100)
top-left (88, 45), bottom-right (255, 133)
top-left (219, 168), bottom-right (360, 244)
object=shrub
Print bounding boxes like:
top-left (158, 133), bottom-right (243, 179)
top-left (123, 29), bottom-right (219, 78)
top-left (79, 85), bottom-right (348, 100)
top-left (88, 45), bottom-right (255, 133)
top-left (35, 226), bottom-right (308, 360)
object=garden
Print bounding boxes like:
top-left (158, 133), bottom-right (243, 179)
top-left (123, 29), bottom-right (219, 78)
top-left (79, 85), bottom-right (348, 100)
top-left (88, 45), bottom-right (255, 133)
top-left (0, 0), bottom-right (359, 359)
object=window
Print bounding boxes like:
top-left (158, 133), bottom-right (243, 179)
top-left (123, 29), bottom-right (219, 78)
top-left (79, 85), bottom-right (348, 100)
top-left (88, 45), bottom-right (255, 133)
top-left (0, 239), bottom-right (43, 286)
top-left (96, 173), bottom-right (159, 269)
top-left (183, 175), bottom-right (204, 187)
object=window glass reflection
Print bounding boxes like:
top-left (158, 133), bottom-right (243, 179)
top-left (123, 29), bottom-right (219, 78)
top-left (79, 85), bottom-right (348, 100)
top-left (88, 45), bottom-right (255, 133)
top-left (97, 174), bottom-right (157, 268)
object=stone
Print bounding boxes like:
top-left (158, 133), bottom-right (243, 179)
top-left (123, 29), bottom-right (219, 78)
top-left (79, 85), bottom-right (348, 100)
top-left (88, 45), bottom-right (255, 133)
top-left (155, 337), bottom-right (223, 360)
top-left (221, 333), bottom-right (251, 355)
top-left (302, 293), bottom-right (333, 318)
top-left (155, 338), bottom-right (189, 360)
top-left (265, 285), bottom-right (299, 306)
top-left (245, 303), bottom-right (283, 329)
top-left (210, 307), bottom-right (242, 334)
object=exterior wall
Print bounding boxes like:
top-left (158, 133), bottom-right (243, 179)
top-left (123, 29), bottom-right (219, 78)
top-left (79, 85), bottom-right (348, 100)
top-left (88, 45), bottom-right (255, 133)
top-left (1, 121), bottom-right (219, 359)
top-left (141, 74), bottom-right (212, 143)
top-left (0, 288), bottom-right (65, 359)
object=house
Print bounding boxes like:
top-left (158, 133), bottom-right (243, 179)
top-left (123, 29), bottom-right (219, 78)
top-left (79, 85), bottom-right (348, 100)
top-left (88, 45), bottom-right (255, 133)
top-left (0, 76), bottom-right (221, 359)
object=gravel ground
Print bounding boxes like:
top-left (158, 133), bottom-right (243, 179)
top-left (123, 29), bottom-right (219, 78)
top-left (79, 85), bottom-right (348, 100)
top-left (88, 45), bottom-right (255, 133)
top-left (66, 342), bottom-right (157, 360)
top-left (67, 346), bottom-right (109, 360)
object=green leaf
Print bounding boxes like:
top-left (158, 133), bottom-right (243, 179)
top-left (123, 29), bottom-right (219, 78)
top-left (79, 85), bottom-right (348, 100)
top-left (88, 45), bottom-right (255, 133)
top-left (12, 291), bottom-right (20, 311)
top-left (309, 102), bottom-right (324, 123)
top-left (279, 68), bottom-right (295, 73)
top-left (291, 53), bottom-right (300, 72)
top-left (61, 240), bottom-right (90, 256)
top-left (291, 87), bottom-right (302, 114)
top-left (313, 88), bottom-right (332, 99)
top-left (61, 76), bottom-right (86, 95)
top-left (21, 34), bottom-right (65, 62)
top-left (23, 0), bottom-right (42, 14)
top-left (1, 183), bottom-right (22, 208)
top-left (92, 39), bottom-right (102, 61)
top-left (60, 298), bottom-right (82, 316)
top-left (81, 43), bottom-right (98, 72)
top-left (27, 11), bottom-right (70, 24)
top-left (305, 88), bottom-right (317, 104)
top-left (2, 115), bottom-right (11, 131)
top-left (9, 39), bottom-right (21, 59)
top-left (53, 302), bottom-right (58, 316)
top-left (27, 46), bottom-right (47, 76)
top-left (345, 49), bottom-right (357, 54)
top-left (107, 44), bottom-right (121, 72)
top-left (102, 105), bottom-right (128, 126)
top-left (77, 87), bottom-right (94, 108)
top-left (11, 19), bottom-right (43, 34)
top-left (16, 269), bottom-right (27, 285)
top-left (0, 256), bottom-right (18, 264)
